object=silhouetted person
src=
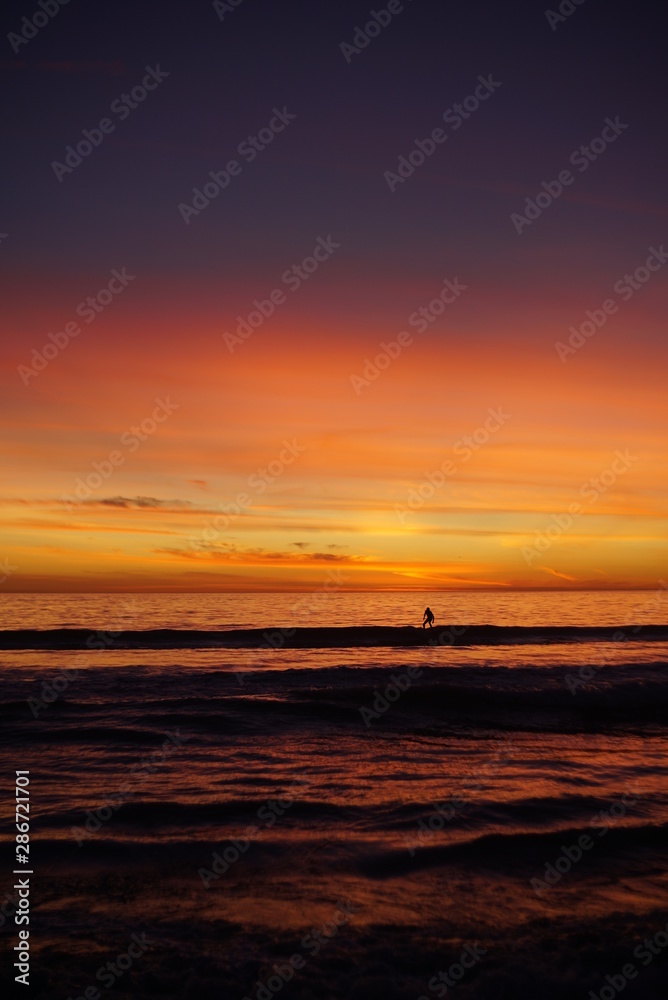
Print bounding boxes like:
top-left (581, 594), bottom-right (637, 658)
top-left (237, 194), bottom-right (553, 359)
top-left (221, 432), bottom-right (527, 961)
top-left (423, 607), bottom-right (435, 628)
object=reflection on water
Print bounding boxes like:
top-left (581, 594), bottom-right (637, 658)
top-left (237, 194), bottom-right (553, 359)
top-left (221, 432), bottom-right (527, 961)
top-left (1, 588), bottom-right (667, 630)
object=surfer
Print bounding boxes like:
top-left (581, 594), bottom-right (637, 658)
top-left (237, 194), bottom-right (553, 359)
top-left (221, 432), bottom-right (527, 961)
top-left (422, 607), bottom-right (435, 628)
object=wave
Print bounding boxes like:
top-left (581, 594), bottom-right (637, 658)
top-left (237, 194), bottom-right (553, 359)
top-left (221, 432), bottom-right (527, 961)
top-left (34, 791), bottom-right (664, 832)
top-left (10, 821), bottom-right (667, 875)
top-left (2, 663), bottom-right (668, 737)
top-left (359, 820), bottom-right (668, 876)
top-left (2, 623), bottom-right (668, 649)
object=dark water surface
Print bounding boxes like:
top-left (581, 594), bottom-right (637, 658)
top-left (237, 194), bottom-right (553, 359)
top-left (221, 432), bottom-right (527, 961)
top-left (1, 593), bottom-right (667, 998)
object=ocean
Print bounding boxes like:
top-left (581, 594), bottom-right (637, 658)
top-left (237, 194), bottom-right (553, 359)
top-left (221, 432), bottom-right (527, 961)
top-left (1, 591), bottom-right (667, 999)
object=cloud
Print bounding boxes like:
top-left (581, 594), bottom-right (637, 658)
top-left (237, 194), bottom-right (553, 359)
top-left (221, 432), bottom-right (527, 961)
top-left (292, 542), bottom-right (310, 549)
top-left (538, 566), bottom-right (578, 582)
top-left (155, 543), bottom-right (364, 566)
top-left (97, 496), bottom-right (194, 510)
top-left (12, 518), bottom-right (184, 536)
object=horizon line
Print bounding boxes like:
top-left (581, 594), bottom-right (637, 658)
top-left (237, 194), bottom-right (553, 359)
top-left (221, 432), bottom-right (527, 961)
top-left (0, 587), bottom-right (662, 595)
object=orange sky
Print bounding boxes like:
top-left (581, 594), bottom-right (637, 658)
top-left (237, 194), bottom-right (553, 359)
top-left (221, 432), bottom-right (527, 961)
top-left (3, 281), bottom-right (667, 592)
top-left (3, 4), bottom-right (667, 593)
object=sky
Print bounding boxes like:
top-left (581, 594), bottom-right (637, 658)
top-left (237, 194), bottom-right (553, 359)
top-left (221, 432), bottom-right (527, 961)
top-left (1, 0), bottom-right (667, 592)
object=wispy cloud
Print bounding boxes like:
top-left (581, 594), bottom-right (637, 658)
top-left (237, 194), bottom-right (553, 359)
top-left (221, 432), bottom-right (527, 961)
top-left (97, 496), bottom-right (194, 510)
top-left (538, 566), bottom-right (577, 582)
top-left (155, 543), bottom-right (365, 567)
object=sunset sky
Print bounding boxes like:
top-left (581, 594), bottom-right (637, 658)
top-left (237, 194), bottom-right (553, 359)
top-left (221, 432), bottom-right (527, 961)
top-left (2, 0), bottom-right (667, 591)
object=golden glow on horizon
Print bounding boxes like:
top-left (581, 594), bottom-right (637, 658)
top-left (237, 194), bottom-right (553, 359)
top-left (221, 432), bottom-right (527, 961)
top-left (2, 304), bottom-right (667, 591)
